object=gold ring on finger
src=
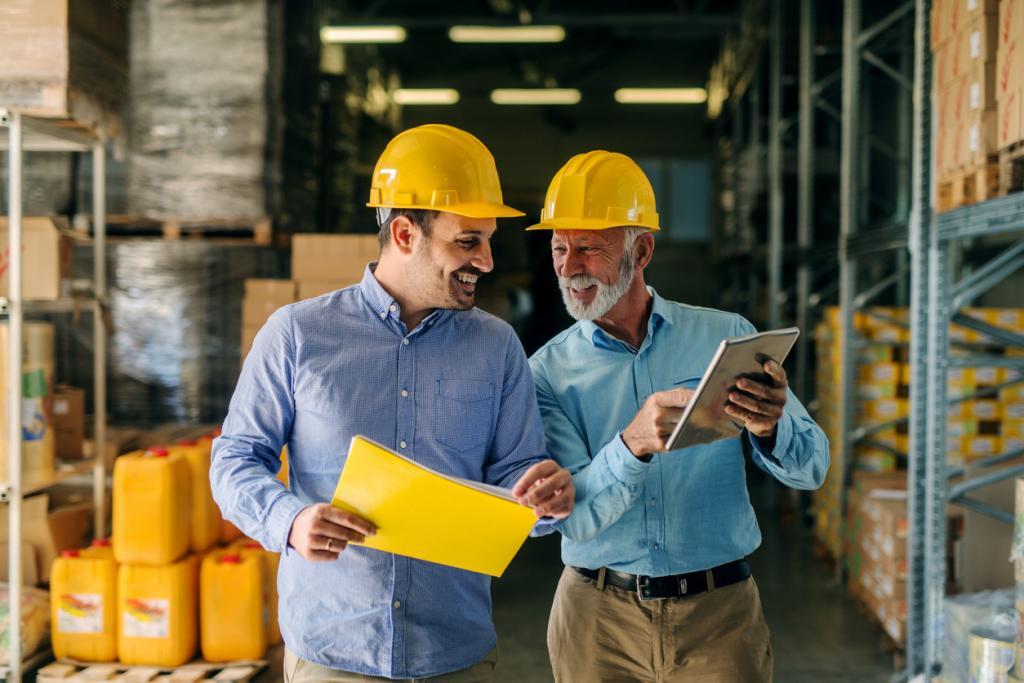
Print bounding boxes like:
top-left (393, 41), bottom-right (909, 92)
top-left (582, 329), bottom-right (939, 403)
top-left (326, 538), bottom-right (333, 552)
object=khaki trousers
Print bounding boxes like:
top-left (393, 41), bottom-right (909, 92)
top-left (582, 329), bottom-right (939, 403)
top-left (547, 567), bottom-right (772, 682)
top-left (283, 647), bottom-right (498, 683)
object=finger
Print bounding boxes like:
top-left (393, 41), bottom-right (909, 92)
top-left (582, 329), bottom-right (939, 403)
top-left (653, 388), bottom-right (693, 408)
top-left (724, 403), bottom-right (758, 424)
top-left (512, 460), bottom-right (560, 497)
top-left (728, 392), bottom-right (782, 418)
top-left (521, 470), bottom-right (572, 506)
top-left (312, 523), bottom-right (367, 544)
top-left (306, 549), bottom-right (342, 562)
top-left (735, 378), bottom-right (773, 400)
top-left (310, 532), bottom-right (357, 551)
top-left (534, 489), bottom-right (573, 518)
top-left (320, 507), bottom-right (377, 536)
top-left (764, 360), bottom-right (788, 384)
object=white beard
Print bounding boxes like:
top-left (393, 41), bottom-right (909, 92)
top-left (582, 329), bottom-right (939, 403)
top-left (558, 251), bottom-right (635, 321)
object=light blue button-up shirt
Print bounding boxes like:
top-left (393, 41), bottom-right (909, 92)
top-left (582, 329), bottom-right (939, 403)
top-left (529, 288), bottom-right (829, 576)
top-left (210, 264), bottom-right (551, 678)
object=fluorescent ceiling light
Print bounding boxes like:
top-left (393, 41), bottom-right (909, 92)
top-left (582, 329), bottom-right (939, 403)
top-left (320, 26), bottom-right (407, 44)
top-left (490, 88), bottom-right (581, 105)
top-left (392, 88), bottom-right (460, 105)
top-left (614, 88), bottom-right (707, 104)
top-left (449, 25), bottom-right (566, 43)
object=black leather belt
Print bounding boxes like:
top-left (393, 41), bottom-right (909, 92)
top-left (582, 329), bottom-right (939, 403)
top-left (571, 560), bottom-right (750, 601)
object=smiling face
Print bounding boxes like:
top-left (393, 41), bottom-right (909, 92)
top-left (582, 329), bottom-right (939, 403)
top-left (408, 211), bottom-right (496, 311)
top-left (550, 228), bottom-right (643, 321)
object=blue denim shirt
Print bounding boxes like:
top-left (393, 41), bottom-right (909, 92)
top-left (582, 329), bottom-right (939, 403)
top-left (529, 289), bottom-right (829, 575)
top-left (210, 265), bottom-right (551, 678)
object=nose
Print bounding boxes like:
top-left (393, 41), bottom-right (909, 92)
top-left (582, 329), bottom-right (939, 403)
top-left (472, 240), bottom-right (494, 273)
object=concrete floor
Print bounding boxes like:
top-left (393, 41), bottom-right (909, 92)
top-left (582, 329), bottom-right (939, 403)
top-left (490, 476), bottom-right (895, 683)
top-left (259, 478), bottom-right (896, 682)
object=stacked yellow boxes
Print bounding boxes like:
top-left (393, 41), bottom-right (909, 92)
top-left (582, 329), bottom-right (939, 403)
top-left (932, 0), bottom-right (1000, 209)
top-left (811, 306), bottom-right (1023, 562)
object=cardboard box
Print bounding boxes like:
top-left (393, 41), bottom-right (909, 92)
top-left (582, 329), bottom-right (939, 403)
top-left (961, 12), bottom-right (999, 67)
top-left (242, 279), bottom-right (295, 327)
top-left (965, 62), bottom-right (998, 112)
top-left (52, 385), bottom-right (85, 460)
top-left (0, 0), bottom-right (127, 136)
top-left (999, 87), bottom-right (1023, 148)
top-left (966, 0), bottom-right (999, 20)
top-left (82, 425), bottom-right (144, 471)
top-left (0, 217), bottom-right (75, 300)
top-left (0, 541), bottom-right (39, 586)
top-left (0, 493), bottom-right (91, 583)
top-left (296, 279), bottom-right (359, 301)
top-left (291, 234), bottom-right (379, 281)
top-left (241, 324), bottom-right (260, 361)
top-left (960, 109), bottom-right (1000, 163)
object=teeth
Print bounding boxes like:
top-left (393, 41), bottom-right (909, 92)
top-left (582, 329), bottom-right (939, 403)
top-left (455, 273), bottom-right (478, 284)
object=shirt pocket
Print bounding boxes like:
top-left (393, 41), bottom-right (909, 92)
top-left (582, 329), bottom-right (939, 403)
top-left (434, 379), bottom-right (494, 453)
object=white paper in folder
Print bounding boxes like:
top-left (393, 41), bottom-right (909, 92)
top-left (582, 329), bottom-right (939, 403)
top-left (664, 327), bottom-right (799, 451)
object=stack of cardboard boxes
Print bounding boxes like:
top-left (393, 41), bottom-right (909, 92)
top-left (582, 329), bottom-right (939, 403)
top-left (998, 0), bottom-right (1024, 160)
top-left (241, 234), bottom-right (379, 360)
top-left (812, 306), bottom-right (1024, 561)
top-left (933, 0), bottom-right (1001, 209)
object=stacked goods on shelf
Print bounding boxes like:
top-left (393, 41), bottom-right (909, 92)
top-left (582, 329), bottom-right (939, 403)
top-left (240, 234), bottom-right (379, 360)
top-left (933, 0), bottom-right (1001, 210)
top-left (0, 0), bottom-right (127, 137)
top-left (811, 306), bottom-right (1024, 560)
top-left (1012, 478), bottom-right (1024, 680)
top-left (857, 490), bottom-right (909, 645)
top-left (53, 431), bottom-right (278, 666)
top-left (998, 0), bottom-right (1024, 194)
top-left (0, 322), bottom-right (55, 485)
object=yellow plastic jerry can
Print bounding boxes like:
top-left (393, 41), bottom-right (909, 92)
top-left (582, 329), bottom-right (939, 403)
top-left (200, 550), bottom-right (266, 661)
top-left (113, 447), bottom-right (192, 566)
top-left (234, 539), bottom-right (281, 645)
top-left (169, 440), bottom-right (220, 552)
top-left (50, 548), bottom-right (118, 662)
top-left (117, 554), bottom-right (199, 666)
top-left (86, 538), bottom-right (114, 559)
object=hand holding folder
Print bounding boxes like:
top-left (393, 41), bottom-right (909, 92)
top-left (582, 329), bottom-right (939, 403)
top-left (331, 436), bottom-right (539, 577)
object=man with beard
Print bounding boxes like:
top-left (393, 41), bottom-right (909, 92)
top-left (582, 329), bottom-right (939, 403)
top-left (211, 124), bottom-right (574, 682)
top-left (527, 151), bottom-right (829, 682)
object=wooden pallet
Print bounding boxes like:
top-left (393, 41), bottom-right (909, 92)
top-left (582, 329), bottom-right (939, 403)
top-left (87, 215), bottom-right (272, 245)
top-left (935, 159), bottom-right (999, 213)
top-left (998, 140), bottom-right (1024, 196)
top-left (36, 659), bottom-right (266, 682)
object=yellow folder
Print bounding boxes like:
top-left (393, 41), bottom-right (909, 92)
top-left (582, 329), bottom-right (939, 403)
top-left (331, 436), bottom-right (538, 577)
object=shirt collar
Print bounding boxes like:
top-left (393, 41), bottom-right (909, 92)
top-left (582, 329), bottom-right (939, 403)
top-left (579, 286), bottom-right (674, 351)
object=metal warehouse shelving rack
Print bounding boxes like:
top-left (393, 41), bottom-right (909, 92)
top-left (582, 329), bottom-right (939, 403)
top-left (0, 109), bottom-right (108, 681)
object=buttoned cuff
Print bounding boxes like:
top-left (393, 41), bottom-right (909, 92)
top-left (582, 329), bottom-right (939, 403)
top-left (267, 493), bottom-right (309, 556)
top-left (607, 432), bottom-right (652, 486)
top-left (748, 411), bottom-right (794, 466)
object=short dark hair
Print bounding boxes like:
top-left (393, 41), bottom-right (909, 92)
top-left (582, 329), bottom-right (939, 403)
top-left (377, 208), bottom-right (439, 249)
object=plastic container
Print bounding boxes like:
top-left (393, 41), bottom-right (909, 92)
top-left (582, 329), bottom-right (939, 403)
top-left (170, 440), bottom-right (220, 552)
top-left (200, 551), bottom-right (266, 661)
top-left (86, 538), bottom-right (114, 559)
top-left (117, 554), bottom-right (199, 666)
top-left (50, 548), bottom-right (118, 662)
top-left (113, 447), bottom-right (192, 565)
top-left (234, 540), bottom-right (281, 644)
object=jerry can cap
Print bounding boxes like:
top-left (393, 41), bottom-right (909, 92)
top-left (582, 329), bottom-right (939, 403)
top-left (61, 549), bottom-right (81, 558)
top-left (220, 554), bottom-right (242, 564)
top-left (145, 447), bottom-right (170, 457)
top-left (90, 538), bottom-right (111, 547)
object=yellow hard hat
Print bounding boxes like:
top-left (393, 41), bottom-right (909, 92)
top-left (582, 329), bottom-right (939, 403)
top-left (526, 150), bottom-right (660, 231)
top-left (367, 124), bottom-right (524, 218)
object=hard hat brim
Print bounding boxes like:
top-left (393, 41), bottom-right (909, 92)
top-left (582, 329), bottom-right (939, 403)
top-left (525, 218), bottom-right (660, 232)
top-left (367, 202), bottom-right (525, 219)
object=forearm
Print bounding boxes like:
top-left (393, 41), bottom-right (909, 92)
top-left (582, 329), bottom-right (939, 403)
top-left (749, 412), bottom-right (830, 490)
top-left (210, 435), bottom-right (307, 552)
top-left (558, 433), bottom-right (649, 543)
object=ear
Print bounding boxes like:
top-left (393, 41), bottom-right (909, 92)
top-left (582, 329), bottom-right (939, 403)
top-left (634, 232), bottom-right (655, 270)
top-left (388, 215), bottom-right (418, 255)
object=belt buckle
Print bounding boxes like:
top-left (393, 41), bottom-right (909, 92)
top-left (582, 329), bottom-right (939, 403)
top-left (636, 575), bottom-right (654, 601)
top-left (678, 577), bottom-right (688, 595)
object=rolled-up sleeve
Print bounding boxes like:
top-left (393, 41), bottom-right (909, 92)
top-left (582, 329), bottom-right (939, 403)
top-left (735, 317), bottom-right (830, 490)
top-left (210, 308), bottom-right (308, 553)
